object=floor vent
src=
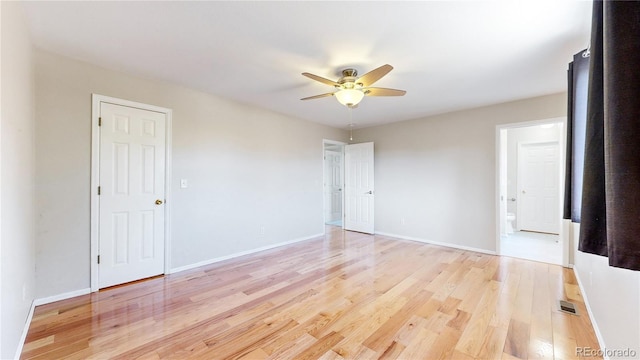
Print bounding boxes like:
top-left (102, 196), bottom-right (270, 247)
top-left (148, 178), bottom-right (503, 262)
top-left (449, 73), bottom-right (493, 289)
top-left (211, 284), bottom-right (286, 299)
top-left (559, 300), bottom-right (578, 315)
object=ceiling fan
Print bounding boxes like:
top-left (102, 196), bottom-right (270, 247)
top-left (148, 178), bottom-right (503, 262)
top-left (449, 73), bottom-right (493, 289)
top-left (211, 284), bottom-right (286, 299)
top-left (301, 64), bottom-right (406, 108)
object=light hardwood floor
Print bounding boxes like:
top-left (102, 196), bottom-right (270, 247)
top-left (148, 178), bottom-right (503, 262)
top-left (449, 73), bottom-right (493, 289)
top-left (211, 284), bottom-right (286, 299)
top-left (22, 226), bottom-right (600, 359)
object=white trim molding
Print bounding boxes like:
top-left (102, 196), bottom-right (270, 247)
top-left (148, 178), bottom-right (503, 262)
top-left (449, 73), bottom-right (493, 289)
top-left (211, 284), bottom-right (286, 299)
top-left (170, 233), bottom-right (324, 274)
top-left (16, 288), bottom-right (92, 359)
top-left (573, 266), bottom-right (609, 359)
top-left (375, 231), bottom-right (497, 256)
top-left (90, 94), bottom-right (173, 292)
top-left (495, 117), bottom-right (569, 267)
top-left (15, 302), bottom-right (35, 360)
top-left (322, 139), bottom-right (346, 234)
top-left (33, 288), bottom-right (92, 307)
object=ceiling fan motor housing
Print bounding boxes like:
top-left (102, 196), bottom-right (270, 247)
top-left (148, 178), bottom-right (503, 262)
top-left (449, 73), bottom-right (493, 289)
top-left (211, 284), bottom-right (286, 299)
top-left (338, 69), bottom-right (361, 89)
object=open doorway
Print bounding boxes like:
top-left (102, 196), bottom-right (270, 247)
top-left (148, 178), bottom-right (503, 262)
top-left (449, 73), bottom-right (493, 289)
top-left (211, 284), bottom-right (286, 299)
top-left (497, 119), bottom-right (567, 266)
top-left (323, 140), bottom-right (345, 228)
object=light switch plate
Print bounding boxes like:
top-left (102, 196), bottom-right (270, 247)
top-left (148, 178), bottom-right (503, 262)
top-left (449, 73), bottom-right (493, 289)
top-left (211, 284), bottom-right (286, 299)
top-left (180, 179), bottom-right (188, 188)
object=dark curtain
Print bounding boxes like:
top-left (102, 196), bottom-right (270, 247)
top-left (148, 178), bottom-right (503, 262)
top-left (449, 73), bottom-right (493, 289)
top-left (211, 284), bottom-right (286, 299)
top-left (578, 0), bottom-right (607, 256)
top-left (576, 0), bottom-right (640, 270)
top-left (563, 51), bottom-right (590, 222)
top-left (563, 61), bottom-right (573, 220)
top-left (602, 0), bottom-right (640, 269)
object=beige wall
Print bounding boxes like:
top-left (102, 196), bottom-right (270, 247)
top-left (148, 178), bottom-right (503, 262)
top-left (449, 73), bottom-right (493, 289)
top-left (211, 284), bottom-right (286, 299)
top-left (1, 2), bottom-right (37, 358)
top-left (34, 50), bottom-right (347, 298)
top-left (352, 93), bottom-right (566, 252)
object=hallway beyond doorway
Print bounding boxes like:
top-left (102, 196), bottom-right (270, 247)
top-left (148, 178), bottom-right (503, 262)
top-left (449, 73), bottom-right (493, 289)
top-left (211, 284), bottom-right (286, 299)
top-left (501, 231), bottom-right (561, 265)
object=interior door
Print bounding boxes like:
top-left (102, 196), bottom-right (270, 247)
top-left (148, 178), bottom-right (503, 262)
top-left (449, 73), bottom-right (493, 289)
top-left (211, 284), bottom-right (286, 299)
top-left (344, 142), bottom-right (374, 234)
top-left (325, 150), bottom-right (343, 222)
top-left (517, 142), bottom-right (559, 234)
top-left (99, 102), bottom-right (166, 288)
top-left (324, 154), bottom-right (333, 223)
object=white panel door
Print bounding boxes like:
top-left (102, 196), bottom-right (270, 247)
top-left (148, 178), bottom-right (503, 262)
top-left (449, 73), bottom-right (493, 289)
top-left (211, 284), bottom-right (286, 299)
top-left (517, 142), bottom-right (559, 234)
top-left (325, 150), bottom-right (343, 222)
top-left (324, 154), bottom-right (333, 222)
top-left (99, 102), bottom-right (166, 288)
top-left (344, 142), bottom-right (374, 234)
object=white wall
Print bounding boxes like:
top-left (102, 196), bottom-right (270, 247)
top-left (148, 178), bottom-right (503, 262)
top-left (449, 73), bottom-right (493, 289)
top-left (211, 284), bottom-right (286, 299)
top-left (353, 94), bottom-right (566, 253)
top-left (0, 2), bottom-right (37, 358)
top-left (34, 50), bottom-right (347, 298)
top-left (571, 223), bottom-right (640, 357)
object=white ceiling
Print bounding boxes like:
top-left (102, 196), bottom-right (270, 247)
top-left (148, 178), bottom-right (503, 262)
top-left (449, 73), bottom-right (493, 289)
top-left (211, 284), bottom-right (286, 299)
top-left (20, 1), bottom-right (591, 129)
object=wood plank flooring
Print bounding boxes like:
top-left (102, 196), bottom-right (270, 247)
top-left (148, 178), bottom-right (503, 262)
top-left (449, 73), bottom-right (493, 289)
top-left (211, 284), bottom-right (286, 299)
top-left (22, 227), bottom-right (601, 359)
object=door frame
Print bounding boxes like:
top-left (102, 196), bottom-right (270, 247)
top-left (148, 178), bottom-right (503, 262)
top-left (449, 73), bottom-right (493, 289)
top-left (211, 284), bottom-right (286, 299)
top-left (516, 140), bottom-right (560, 233)
top-left (495, 117), bottom-right (568, 267)
top-left (322, 139), bottom-right (345, 231)
top-left (90, 94), bottom-right (173, 292)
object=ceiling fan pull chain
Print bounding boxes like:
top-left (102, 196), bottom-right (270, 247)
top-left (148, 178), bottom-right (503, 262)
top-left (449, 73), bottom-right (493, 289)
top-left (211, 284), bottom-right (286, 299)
top-left (349, 108), bottom-right (354, 141)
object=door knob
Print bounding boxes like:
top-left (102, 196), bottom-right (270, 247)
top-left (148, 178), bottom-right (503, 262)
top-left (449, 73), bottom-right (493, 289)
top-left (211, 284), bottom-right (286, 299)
top-left (366, 190), bottom-right (373, 195)
top-left (155, 199), bottom-right (163, 205)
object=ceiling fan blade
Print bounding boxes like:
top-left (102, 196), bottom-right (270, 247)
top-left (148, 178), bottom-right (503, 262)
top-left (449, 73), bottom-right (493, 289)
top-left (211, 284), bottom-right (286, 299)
top-left (301, 92), bottom-right (335, 100)
top-left (302, 72), bottom-right (340, 87)
top-left (364, 87), bottom-right (406, 96)
top-left (356, 64), bottom-right (393, 87)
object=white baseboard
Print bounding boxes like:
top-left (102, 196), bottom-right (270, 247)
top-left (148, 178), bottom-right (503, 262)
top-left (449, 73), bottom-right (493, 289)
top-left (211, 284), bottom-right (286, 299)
top-left (25, 233), bottom-right (324, 309)
top-left (573, 266), bottom-right (608, 359)
top-left (375, 231), bottom-right (496, 255)
top-left (15, 288), bottom-right (91, 358)
top-left (33, 288), bottom-right (91, 307)
top-left (15, 300), bottom-right (36, 359)
top-left (17, 232), bottom-right (322, 358)
top-left (170, 233), bottom-right (324, 274)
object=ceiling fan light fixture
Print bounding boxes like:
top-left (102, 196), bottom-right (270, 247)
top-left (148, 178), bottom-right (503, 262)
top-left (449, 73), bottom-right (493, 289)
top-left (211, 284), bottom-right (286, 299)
top-left (335, 89), bottom-right (364, 107)
top-left (301, 64), bottom-right (405, 107)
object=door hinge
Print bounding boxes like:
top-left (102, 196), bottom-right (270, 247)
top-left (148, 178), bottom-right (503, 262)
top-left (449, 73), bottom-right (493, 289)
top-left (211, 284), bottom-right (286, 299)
top-left (97, 255), bottom-right (100, 264)
top-left (98, 117), bottom-right (102, 126)
top-left (98, 186), bottom-right (101, 195)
